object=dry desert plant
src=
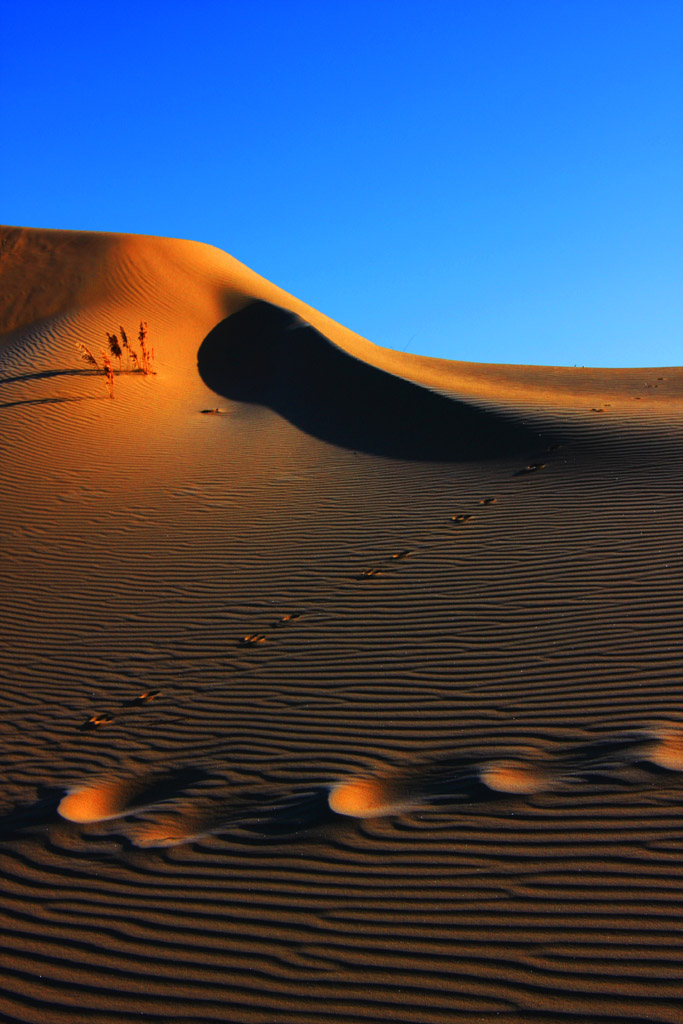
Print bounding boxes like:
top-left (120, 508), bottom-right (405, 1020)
top-left (102, 353), bottom-right (115, 398)
top-left (106, 331), bottom-right (123, 371)
top-left (137, 320), bottom-right (154, 375)
top-left (77, 322), bottom-right (155, 398)
top-left (76, 342), bottom-right (99, 370)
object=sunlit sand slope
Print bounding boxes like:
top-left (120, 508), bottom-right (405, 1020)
top-left (1, 226), bottom-right (683, 1024)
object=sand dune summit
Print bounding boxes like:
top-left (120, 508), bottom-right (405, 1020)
top-left (1, 225), bottom-right (683, 1023)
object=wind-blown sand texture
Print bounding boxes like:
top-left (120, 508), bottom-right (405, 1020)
top-left (1, 225), bottom-right (682, 1023)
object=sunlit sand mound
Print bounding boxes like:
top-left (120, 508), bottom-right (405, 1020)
top-left (58, 778), bottom-right (141, 823)
top-left (127, 805), bottom-right (216, 848)
top-left (642, 728), bottom-right (683, 771)
top-left (328, 775), bottom-right (420, 818)
top-left (58, 768), bottom-right (206, 823)
top-left (479, 760), bottom-right (553, 795)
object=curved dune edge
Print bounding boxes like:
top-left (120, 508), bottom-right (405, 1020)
top-left (1, 226), bottom-right (680, 418)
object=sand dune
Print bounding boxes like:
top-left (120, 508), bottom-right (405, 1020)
top-left (1, 225), bottom-right (683, 1023)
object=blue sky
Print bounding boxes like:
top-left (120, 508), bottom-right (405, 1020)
top-left (2, 1), bottom-right (681, 367)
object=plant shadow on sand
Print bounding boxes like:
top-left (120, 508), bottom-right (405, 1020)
top-left (197, 302), bottom-right (546, 461)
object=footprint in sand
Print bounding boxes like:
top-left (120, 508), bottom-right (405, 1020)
top-left (239, 634), bottom-right (267, 647)
top-left (272, 612), bottom-right (304, 627)
top-left (80, 714), bottom-right (114, 732)
top-left (390, 549), bottom-right (412, 560)
top-left (515, 462), bottom-right (545, 476)
top-left (479, 497), bottom-right (497, 506)
top-left (329, 749), bottom-right (569, 820)
top-left (451, 514), bottom-right (474, 523)
top-left (122, 690), bottom-right (161, 707)
top-left (58, 767), bottom-right (207, 824)
top-left (356, 568), bottom-right (383, 580)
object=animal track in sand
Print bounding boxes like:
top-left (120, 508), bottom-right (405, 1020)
top-left (122, 690), bottom-right (161, 707)
top-left (270, 612), bottom-right (306, 629)
top-left (239, 634), bottom-right (267, 647)
top-left (80, 714), bottom-right (114, 731)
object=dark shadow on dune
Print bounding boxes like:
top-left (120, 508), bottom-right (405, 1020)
top-left (242, 789), bottom-right (337, 837)
top-left (0, 787), bottom-right (63, 839)
top-left (0, 396), bottom-right (84, 409)
top-left (125, 767), bottom-right (210, 812)
top-left (0, 368), bottom-right (89, 386)
top-left (198, 302), bottom-right (546, 461)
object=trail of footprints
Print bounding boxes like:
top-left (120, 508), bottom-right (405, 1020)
top-left (52, 724), bottom-right (683, 847)
top-left (31, 442), bottom-right (682, 846)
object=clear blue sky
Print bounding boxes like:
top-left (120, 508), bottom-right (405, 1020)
top-left (2, 1), bottom-right (681, 367)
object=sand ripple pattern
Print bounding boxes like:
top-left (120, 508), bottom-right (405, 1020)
top-left (2, 229), bottom-right (683, 1023)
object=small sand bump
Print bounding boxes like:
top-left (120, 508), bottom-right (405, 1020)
top-left (644, 732), bottom-right (683, 771)
top-left (479, 761), bottom-right (550, 795)
top-left (130, 806), bottom-right (213, 847)
top-left (58, 779), bottom-right (138, 823)
top-left (328, 776), bottom-right (408, 818)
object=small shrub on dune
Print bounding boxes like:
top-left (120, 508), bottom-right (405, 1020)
top-left (137, 320), bottom-right (154, 375)
top-left (106, 331), bottom-right (123, 372)
top-left (76, 342), bottom-right (99, 370)
top-left (102, 353), bottom-right (115, 399)
top-left (76, 322), bottom-right (155, 398)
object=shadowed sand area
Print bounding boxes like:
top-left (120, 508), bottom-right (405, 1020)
top-left (2, 225), bottom-right (683, 1023)
top-left (198, 302), bottom-right (542, 460)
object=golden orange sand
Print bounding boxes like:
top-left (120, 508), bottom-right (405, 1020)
top-left (328, 776), bottom-right (410, 818)
top-left (58, 779), bottom-right (139, 823)
top-left (644, 732), bottom-right (683, 771)
top-left (130, 807), bottom-right (211, 847)
top-left (479, 761), bottom-right (551, 795)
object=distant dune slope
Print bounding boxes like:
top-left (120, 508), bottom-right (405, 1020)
top-left (1, 226), bottom-right (682, 1024)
